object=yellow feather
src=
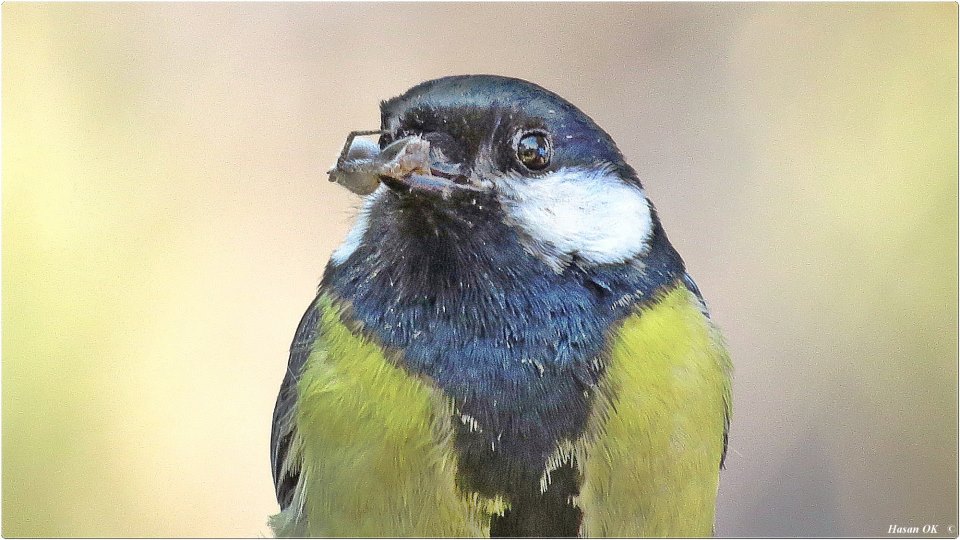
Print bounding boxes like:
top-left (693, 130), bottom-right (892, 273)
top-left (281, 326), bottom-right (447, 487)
top-left (578, 284), bottom-right (733, 537)
top-left (290, 297), bottom-right (497, 536)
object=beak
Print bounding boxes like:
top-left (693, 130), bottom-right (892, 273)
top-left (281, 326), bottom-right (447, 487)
top-left (329, 132), bottom-right (485, 197)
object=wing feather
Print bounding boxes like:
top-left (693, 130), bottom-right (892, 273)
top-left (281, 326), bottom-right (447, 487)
top-left (271, 297), bottom-right (321, 509)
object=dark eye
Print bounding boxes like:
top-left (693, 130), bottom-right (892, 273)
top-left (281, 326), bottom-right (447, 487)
top-left (516, 132), bottom-right (551, 171)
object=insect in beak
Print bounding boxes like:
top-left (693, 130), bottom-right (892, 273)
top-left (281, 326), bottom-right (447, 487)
top-left (328, 130), bottom-right (484, 197)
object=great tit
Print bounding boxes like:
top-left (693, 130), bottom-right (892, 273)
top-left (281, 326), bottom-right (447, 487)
top-left (270, 75), bottom-right (732, 537)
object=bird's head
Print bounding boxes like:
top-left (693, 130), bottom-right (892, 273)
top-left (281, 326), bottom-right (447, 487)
top-left (329, 75), bottom-right (670, 277)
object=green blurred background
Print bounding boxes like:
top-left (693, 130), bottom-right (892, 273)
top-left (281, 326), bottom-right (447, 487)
top-left (3, 3), bottom-right (957, 537)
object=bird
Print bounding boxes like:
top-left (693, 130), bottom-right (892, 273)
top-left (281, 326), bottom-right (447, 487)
top-left (269, 75), bottom-right (732, 538)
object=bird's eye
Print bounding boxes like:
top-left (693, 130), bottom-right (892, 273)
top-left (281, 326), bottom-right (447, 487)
top-left (516, 132), bottom-right (551, 171)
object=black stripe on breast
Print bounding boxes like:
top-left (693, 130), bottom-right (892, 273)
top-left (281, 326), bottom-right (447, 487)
top-left (489, 462), bottom-right (583, 537)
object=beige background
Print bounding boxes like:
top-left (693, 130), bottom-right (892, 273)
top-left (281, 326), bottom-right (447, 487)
top-left (4, 3), bottom-right (957, 537)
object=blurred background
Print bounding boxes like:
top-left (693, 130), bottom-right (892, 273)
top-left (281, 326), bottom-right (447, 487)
top-left (3, 3), bottom-right (957, 537)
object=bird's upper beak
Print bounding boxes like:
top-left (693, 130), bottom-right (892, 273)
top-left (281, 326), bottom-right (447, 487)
top-left (329, 134), bottom-right (485, 198)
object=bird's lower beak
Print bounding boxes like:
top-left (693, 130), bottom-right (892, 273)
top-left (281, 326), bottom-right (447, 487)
top-left (329, 133), bottom-right (485, 197)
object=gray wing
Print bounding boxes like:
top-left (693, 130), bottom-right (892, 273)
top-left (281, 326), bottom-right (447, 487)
top-left (271, 297), bottom-right (321, 509)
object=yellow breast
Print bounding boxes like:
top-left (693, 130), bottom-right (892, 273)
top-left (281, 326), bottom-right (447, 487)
top-left (281, 284), bottom-right (731, 537)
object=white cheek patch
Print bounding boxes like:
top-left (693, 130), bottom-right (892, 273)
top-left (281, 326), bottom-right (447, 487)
top-left (329, 184), bottom-right (386, 266)
top-left (498, 167), bottom-right (654, 271)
